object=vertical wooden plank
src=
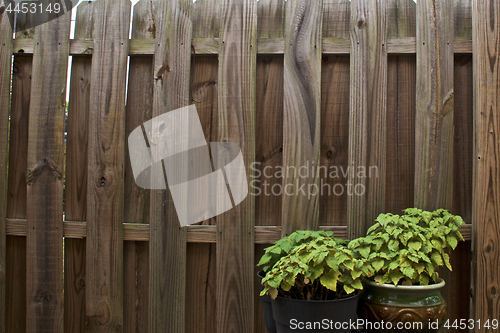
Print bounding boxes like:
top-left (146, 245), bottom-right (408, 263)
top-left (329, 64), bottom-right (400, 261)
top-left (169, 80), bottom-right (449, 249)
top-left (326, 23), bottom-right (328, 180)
top-left (216, 0), bottom-right (256, 332)
top-left (254, 1), bottom-right (284, 332)
top-left (348, 0), bottom-right (387, 239)
top-left (415, 3), bottom-right (454, 331)
top-left (86, 0), bottom-right (130, 330)
top-left (414, 0), bottom-right (454, 211)
top-left (472, 0), bottom-right (500, 327)
top-left (321, 0), bottom-right (350, 226)
top-left (123, 2), bottom-right (155, 332)
top-left (385, 0), bottom-right (416, 214)
top-left (254, 0), bottom-right (284, 228)
top-left (281, 0), bottom-right (322, 235)
top-left (149, 0), bottom-right (191, 332)
top-left (5, 11), bottom-right (34, 332)
top-left (186, 1), bottom-right (218, 332)
top-left (64, 2), bottom-right (93, 331)
top-left (0, 1), bottom-right (14, 331)
top-left (25, 0), bottom-right (70, 330)
top-left (448, 0), bottom-right (473, 326)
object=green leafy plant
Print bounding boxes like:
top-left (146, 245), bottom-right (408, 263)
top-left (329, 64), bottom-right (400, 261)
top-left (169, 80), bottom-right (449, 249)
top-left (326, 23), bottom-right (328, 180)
top-left (260, 234), bottom-right (373, 300)
top-left (349, 208), bottom-right (465, 286)
top-left (257, 230), bottom-right (336, 273)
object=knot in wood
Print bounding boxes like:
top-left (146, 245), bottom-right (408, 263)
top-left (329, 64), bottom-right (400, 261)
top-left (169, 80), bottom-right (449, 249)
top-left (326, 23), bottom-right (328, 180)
top-left (357, 18), bottom-right (366, 29)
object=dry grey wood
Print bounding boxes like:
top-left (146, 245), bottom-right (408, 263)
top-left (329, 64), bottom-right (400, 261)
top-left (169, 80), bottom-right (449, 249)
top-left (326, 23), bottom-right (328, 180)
top-left (348, 0), bottom-right (387, 239)
top-left (25, 0), bottom-right (71, 330)
top-left (216, 0), bottom-right (256, 332)
top-left (85, 0), bottom-right (130, 331)
top-left (149, 0), bottom-right (191, 332)
top-left (281, 0), bottom-right (323, 235)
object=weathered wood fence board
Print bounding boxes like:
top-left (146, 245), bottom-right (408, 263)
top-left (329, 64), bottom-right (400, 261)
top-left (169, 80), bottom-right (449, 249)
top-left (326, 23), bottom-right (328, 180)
top-left (5, 10), bottom-right (35, 331)
top-left (25, 2), bottom-right (70, 331)
top-left (149, 0), bottom-right (191, 332)
top-left (282, 0), bottom-right (322, 235)
top-left (472, 0), bottom-right (500, 329)
top-left (385, 0), bottom-right (416, 215)
top-left (64, 2), bottom-right (93, 331)
top-left (85, 0), bottom-right (130, 330)
top-left (216, 0), bottom-right (256, 332)
top-left (0, 0), bottom-right (496, 331)
top-left (122, 2), bottom-right (155, 332)
top-left (348, 0), bottom-right (388, 239)
top-left (0, 1), bottom-right (13, 332)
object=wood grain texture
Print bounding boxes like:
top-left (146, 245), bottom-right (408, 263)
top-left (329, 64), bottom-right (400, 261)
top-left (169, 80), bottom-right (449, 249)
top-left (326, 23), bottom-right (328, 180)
top-left (348, 0), bottom-right (387, 239)
top-left (25, 1), bottom-right (70, 331)
top-left (187, 1), bottom-right (218, 332)
top-left (281, 0), bottom-right (322, 235)
top-left (0, 1), bottom-right (13, 331)
top-left (149, 0), bottom-right (191, 332)
top-left (414, 0), bottom-right (454, 211)
top-left (85, 0), bottom-right (130, 331)
top-left (254, 1), bottom-right (284, 332)
top-left (472, 0), bottom-right (500, 327)
top-left (255, 0), bottom-right (284, 228)
top-left (216, 0), bottom-right (256, 332)
top-left (5, 9), bottom-right (35, 332)
top-left (123, 2), bottom-right (155, 332)
top-left (64, 2), bottom-right (93, 331)
top-left (385, 0), bottom-right (416, 214)
top-left (321, 0), bottom-right (350, 226)
top-left (447, 2), bottom-right (473, 326)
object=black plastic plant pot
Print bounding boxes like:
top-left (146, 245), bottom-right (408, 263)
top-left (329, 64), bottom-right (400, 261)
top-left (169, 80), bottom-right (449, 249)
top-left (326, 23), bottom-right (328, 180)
top-left (271, 291), bottom-right (360, 332)
top-left (257, 271), bottom-right (277, 333)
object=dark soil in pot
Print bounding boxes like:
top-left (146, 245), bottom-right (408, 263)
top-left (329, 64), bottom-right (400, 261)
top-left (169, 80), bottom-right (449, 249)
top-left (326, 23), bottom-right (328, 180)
top-left (271, 291), bottom-right (360, 333)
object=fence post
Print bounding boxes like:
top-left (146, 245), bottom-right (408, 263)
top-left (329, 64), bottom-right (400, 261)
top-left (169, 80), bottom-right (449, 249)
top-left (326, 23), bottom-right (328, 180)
top-left (472, 0), bottom-right (500, 328)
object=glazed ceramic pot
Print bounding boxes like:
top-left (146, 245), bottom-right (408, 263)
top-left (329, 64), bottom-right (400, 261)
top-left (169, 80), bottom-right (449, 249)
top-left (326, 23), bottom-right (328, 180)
top-left (358, 279), bottom-right (447, 333)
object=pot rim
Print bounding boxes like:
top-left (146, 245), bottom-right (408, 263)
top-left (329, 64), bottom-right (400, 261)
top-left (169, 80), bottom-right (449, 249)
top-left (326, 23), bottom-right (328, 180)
top-left (363, 278), bottom-right (445, 290)
top-left (274, 289), bottom-right (360, 303)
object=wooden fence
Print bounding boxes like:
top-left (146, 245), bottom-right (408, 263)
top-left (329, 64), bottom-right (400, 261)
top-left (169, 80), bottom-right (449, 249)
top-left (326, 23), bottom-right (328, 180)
top-left (0, 0), bottom-right (498, 332)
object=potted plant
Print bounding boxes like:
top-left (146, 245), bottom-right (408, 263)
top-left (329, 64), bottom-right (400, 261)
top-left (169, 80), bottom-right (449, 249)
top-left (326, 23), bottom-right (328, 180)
top-left (349, 208), bottom-right (465, 333)
top-left (257, 230), bottom-right (336, 333)
top-left (259, 232), bottom-right (374, 333)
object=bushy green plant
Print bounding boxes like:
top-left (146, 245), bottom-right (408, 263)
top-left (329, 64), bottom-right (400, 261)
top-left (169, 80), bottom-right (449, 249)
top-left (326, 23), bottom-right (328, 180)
top-left (257, 230), bottom-right (336, 273)
top-left (349, 208), bottom-right (465, 286)
top-left (260, 234), bottom-right (373, 300)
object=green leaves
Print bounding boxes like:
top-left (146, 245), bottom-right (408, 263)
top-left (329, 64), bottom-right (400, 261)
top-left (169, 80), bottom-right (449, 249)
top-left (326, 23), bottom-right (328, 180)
top-left (259, 234), bottom-right (369, 300)
top-left (349, 209), bottom-right (465, 286)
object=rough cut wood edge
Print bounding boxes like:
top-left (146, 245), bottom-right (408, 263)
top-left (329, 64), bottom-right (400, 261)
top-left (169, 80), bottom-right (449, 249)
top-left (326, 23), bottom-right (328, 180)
top-left (4, 218), bottom-right (473, 242)
top-left (471, 0), bottom-right (500, 325)
top-left (0, 1), bottom-right (14, 331)
top-left (11, 36), bottom-right (473, 55)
